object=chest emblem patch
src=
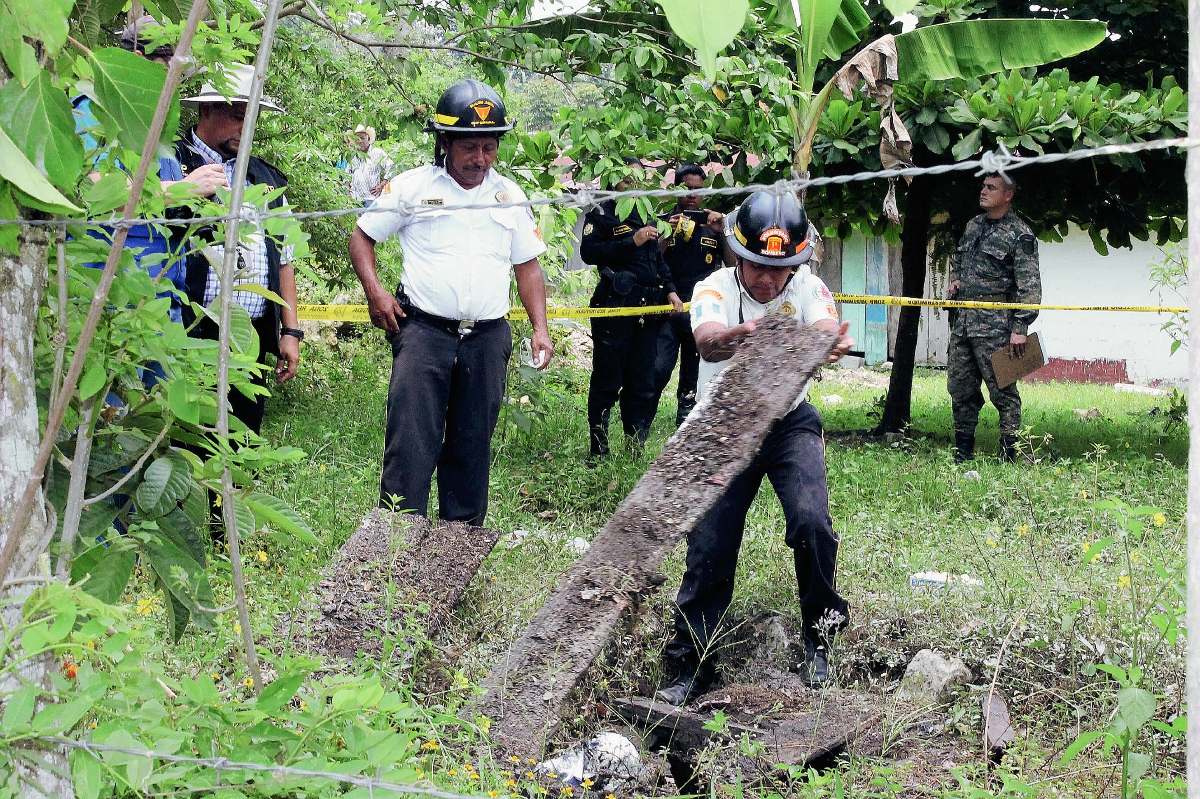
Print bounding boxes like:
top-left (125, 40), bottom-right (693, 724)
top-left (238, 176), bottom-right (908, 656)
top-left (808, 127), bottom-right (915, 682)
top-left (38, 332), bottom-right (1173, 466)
top-left (495, 190), bottom-right (510, 203)
top-left (583, 222), bottom-right (594, 236)
top-left (420, 197), bottom-right (442, 205)
top-left (705, 253), bottom-right (713, 264)
top-left (780, 301), bottom-right (796, 315)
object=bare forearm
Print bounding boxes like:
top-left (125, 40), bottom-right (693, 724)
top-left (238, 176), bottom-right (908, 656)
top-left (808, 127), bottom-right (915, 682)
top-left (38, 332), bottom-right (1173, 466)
top-left (278, 264), bottom-right (299, 328)
top-left (349, 228), bottom-right (385, 294)
top-left (514, 259), bottom-right (549, 333)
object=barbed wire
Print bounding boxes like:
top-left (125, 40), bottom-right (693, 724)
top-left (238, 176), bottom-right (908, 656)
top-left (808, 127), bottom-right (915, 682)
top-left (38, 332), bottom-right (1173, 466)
top-left (40, 736), bottom-right (495, 799)
top-left (2, 136), bottom-right (1195, 230)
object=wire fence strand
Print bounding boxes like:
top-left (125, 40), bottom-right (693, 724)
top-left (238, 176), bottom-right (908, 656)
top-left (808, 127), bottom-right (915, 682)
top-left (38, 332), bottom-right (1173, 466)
top-left (3, 136), bottom-right (1195, 229)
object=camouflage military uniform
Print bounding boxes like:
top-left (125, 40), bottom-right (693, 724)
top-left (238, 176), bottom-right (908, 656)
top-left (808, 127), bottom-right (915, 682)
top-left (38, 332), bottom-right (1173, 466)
top-left (947, 211), bottom-right (1041, 439)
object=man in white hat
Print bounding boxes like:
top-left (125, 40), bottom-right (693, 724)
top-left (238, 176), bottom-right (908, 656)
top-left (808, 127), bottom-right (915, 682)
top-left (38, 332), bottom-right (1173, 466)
top-left (175, 64), bottom-right (302, 434)
top-left (346, 124), bottom-right (393, 206)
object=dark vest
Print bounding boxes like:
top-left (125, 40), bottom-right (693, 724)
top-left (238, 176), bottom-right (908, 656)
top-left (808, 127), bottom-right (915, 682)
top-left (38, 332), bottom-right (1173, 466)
top-left (174, 129), bottom-right (289, 355)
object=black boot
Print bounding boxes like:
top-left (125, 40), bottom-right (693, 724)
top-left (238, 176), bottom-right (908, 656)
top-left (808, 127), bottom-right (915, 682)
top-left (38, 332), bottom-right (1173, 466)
top-left (799, 639), bottom-right (830, 688)
top-left (654, 658), bottom-right (713, 707)
top-left (1000, 434), bottom-right (1019, 462)
top-left (954, 432), bottom-right (975, 464)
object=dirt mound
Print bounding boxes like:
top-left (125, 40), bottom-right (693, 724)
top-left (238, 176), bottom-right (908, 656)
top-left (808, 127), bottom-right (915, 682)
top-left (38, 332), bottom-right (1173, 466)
top-left (289, 510), bottom-right (500, 661)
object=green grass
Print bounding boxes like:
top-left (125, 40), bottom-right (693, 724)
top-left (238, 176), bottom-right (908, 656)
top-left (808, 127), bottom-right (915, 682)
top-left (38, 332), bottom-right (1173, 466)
top-left (157, 329), bottom-right (1187, 796)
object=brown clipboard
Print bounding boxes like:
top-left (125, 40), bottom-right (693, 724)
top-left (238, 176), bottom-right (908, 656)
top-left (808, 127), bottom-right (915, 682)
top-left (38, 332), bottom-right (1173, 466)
top-left (989, 332), bottom-right (1045, 389)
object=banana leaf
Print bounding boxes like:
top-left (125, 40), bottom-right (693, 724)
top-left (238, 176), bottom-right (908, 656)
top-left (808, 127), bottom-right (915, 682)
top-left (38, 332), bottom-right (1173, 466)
top-left (822, 0), bottom-right (871, 60)
top-left (895, 19), bottom-right (1107, 83)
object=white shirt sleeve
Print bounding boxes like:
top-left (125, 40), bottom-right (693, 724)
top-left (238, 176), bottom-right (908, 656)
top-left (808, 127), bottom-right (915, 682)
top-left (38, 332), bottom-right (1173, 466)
top-left (507, 183), bottom-right (547, 264)
top-left (356, 170), bottom-right (416, 242)
top-left (799, 275), bottom-right (840, 325)
top-left (690, 275), bottom-right (730, 332)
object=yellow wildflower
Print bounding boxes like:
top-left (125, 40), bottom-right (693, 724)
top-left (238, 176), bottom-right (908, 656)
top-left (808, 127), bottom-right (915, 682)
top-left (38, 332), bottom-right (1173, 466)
top-left (1118, 575), bottom-right (1131, 589)
top-left (1081, 489), bottom-right (1088, 499)
top-left (422, 740), bottom-right (440, 751)
top-left (539, 789), bottom-right (547, 795)
top-left (243, 677), bottom-right (254, 687)
top-left (470, 773), bottom-right (479, 780)
top-left (1131, 551), bottom-right (1143, 564)
top-left (489, 792), bottom-right (499, 798)
top-left (1154, 512), bottom-right (1166, 527)
top-left (234, 623), bottom-right (241, 635)
top-left (448, 769), bottom-right (458, 776)
top-left (986, 539), bottom-right (997, 548)
top-left (509, 756), bottom-right (520, 763)
top-left (506, 780), bottom-right (516, 787)
top-left (214, 493), bottom-right (222, 507)
top-left (211, 673), bottom-right (220, 679)
top-left (527, 759), bottom-right (536, 764)
top-left (299, 700), bottom-right (307, 709)
top-left (257, 550), bottom-right (268, 563)
top-left (607, 794), bottom-right (616, 799)
top-left (563, 788), bottom-right (573, 796)
top-left (417, 771), bottom-right (425, 780)
top-left (1017, 524), bottom-right (1028, 537)
top-left (994, 525), bottom-right (1000, 534)
top-left (581, 779), bottom-right (594, 789)
top-left (547, 773), bottom-right (558, 779)
top-left (86, 640), bottom-right (96, 649)
top-left (319, 463), bottom-right (327, 472)
top-left (525, 772), bottom-right (535, 779)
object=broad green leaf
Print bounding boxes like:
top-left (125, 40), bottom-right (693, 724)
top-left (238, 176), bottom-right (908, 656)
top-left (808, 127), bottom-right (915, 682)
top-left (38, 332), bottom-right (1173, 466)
top-left (244, 492), bottom-right (318, 545)
top-left (0, 9), bottom-right (41, 87)
top-left (226, 282), bottom-right (290, 308)
top-left (136, 457), bottom-right (175, 513)
top-left (1057, 729), bottom-right (1103, 764)
top-left (255, 672), bottom-right (305, 713)
top-left (1116, 687), bottom-right (1156, 734)
top-left (32, 692), bottom-right (92, 734)
top-left (1079, 536), bottom-right (1115, 565)
top-left (0, 183), bottom-right (18, 254)
top-left (0, 71), bottom-right (84, 190)
top-left (0, 685), bottom-right (37, 733)
top-left (1127, 751), bottom-right (1151, 783)
top-left (655, 0), bottom-right (750, 82)
top-left (78, 362), bottom-right (108, 400)
top-left (796, 0), bottom-right (842, 90)
top-left (822, 0), bottom-right (870, 60)
top-left (72, 541), bottom-right (137, 604)
top-left (881, 0), bottom-right (918, 17)
top-left (224, 302), bottom-right (256, 356)
top-left (895, 20), bottom-right (1107, 83)
top-left (167, 378), bottom-right (201, 425)
top-left (0, 125), bottom-right (81, 213)
top-left (90, 47), bottom-right (180, 157)
top-left (952, 127), bottom-right (985, 162)
top-left (3, 0), bottom-right (74, 56)
top-left (160, 576), bottom-right (191, 643)
top-left (158, 507), bottom-right (207, 565)
top-left (71, 748), bottom-right (103, 799)
top-left (140, 0), bottom-right (193, 22)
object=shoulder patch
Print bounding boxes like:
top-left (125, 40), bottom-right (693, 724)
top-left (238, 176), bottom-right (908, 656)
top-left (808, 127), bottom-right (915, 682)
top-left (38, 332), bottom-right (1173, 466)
top-left (1019, 233), bottom-right (1037, 255)
top-left (613, 224), bottom-right (633, 236)
top-left (694, 288), bottom-right (723, 302)
top-left (812, 283), bottom-right (834, 301)
top-left (825, 304), bottom-right (839, 320)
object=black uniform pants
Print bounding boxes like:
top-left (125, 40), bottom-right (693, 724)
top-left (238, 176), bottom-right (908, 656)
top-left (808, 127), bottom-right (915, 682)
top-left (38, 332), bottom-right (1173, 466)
top-left (192, 314), bottom-right (274, 434)
top-left (380, 315), bottom-right (511, 525)
top-left (588, 314), bottom-right (666, 455)
top-left (652, 312), bottom-right (701, 427)
top-left (665, 401), bottom-right (848, 667)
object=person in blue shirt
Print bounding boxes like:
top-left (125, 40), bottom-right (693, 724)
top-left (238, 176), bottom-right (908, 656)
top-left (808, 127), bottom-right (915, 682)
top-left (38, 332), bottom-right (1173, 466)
top-left (74, 16), bottom-right (225, 328)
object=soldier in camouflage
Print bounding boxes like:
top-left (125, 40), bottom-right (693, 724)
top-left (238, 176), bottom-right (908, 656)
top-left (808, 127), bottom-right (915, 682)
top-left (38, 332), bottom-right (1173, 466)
top-left (946, 174), bottom-right (1042, 462)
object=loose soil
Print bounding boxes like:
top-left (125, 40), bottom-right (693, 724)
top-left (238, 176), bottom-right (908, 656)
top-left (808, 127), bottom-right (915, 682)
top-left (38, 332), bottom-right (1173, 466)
top-left (478, 316), bottom-right (838, 757)
top-left (288, 510), bottom-right (501, 661)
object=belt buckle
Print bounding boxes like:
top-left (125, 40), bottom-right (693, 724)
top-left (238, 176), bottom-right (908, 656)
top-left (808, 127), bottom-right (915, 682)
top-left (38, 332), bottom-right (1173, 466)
top-left (457, 319), bottom-right (475, 335)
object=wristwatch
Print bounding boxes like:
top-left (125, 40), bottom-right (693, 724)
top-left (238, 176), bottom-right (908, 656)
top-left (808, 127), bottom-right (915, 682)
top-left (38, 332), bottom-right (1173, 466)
top-left (281, 327), bottom-right (305, 342)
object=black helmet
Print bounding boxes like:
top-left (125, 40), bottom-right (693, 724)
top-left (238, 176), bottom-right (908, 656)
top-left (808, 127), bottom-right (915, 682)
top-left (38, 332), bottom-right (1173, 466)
top-left (724, 191), bottom-right (814, 267)
top-left (425, 80), bottom-right (514, 134)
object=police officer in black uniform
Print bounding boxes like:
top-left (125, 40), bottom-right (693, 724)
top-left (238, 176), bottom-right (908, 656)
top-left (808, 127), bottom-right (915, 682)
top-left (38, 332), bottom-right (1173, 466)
top-left (652, 164), bottom-right (729, 426)
top-left (581, 157), bottom-right (684, 460)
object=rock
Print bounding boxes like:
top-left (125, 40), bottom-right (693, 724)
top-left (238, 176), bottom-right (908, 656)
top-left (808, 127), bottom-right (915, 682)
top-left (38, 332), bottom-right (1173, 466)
top-left (567, 536), bottom-right (591, 555)
top-left (962, 470), bottom-right (980, 481)
top-left (820, 393), bottom-right (844, 405)
top-left (836, 355), bottom-right (864, 370)
top-left (897, 649), bottom-right (971, 704)
top-left (753, 613), bottom-right (792, 662)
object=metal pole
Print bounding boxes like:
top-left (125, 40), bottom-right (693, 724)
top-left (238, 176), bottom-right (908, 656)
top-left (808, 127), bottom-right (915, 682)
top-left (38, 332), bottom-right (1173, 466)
top-left (214, 0), bottom-right (286, 693)
top-left (1187, 0), bottom-right (1199, 789)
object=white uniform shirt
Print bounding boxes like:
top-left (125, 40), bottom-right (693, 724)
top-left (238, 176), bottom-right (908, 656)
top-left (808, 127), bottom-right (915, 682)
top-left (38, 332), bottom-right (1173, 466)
top-left (357, 164), bottom-right (546, 321)
top-left (690, 265), bottom-right (840, 410)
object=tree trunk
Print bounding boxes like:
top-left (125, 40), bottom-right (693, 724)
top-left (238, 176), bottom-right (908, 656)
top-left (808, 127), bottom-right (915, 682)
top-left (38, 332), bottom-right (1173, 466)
top-left (0, 219), bottom-right (72, 798)
top-left (876, 174), bottom-right (934, 435)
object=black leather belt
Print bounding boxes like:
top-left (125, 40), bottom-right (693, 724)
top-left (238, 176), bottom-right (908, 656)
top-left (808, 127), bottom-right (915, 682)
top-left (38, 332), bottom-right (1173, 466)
top-left (407, 306), bottom-right (506, 336)
top-left (958, 292), bottom-right (1011, 302)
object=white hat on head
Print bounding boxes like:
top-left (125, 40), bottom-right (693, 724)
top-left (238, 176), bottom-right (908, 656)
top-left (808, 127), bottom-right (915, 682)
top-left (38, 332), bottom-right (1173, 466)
top-left (349, 124), bottom-right (377, 146)
top-left (180, 63), bottom-right (283, 112)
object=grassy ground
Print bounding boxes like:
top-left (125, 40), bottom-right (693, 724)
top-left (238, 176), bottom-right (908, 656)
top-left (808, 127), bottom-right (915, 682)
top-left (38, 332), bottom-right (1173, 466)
top-left (159, 326), bottom-right (1187, 797)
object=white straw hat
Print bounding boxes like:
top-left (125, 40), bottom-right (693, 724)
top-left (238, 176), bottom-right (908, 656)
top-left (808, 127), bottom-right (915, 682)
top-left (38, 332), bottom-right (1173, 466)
top-left (180, 63), bottom-right (283, 112)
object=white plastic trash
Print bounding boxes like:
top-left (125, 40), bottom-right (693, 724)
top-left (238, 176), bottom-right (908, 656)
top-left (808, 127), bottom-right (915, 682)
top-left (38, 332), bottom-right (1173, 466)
top-left (534, 731), bottom-right (642, 792)
top-left (910, 571), bottom-right (984, 588)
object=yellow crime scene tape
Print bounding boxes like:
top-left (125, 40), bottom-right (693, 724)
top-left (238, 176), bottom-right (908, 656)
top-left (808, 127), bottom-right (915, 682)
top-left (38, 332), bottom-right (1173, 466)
top-left (298, 296), bottom-right (1187, 323)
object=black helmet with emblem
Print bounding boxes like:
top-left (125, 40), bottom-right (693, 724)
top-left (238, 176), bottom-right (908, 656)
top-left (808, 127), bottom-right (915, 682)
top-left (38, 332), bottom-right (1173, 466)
top-left (724, 191), bottom-right (814, 267)
top-left (425, 79), bottom-right (514, 134)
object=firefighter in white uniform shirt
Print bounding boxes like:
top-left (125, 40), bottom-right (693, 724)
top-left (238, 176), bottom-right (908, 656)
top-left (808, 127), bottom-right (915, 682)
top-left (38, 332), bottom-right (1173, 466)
top-left (656, 191), bottom-right (854, 706)
top-left (349, 80), bottom-right (552, 526)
